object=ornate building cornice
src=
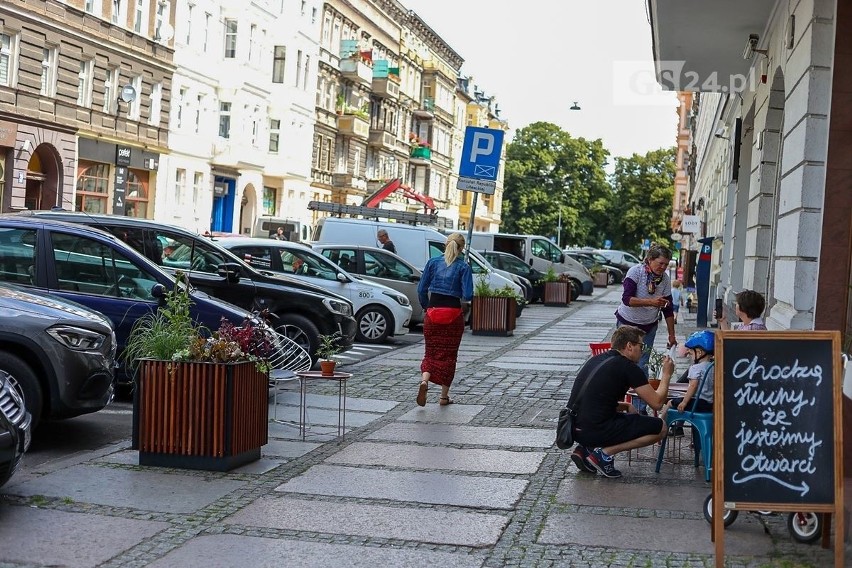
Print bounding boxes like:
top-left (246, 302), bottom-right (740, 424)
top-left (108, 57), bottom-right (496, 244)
top-left (405, 10), bottom-right (464, 70)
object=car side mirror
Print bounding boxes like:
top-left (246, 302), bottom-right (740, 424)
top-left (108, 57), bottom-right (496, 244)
top-left (151, 283), bottom-right (167, 299)
top-left (336, 273), bottom-right (350, 283)
top-left (559, 253), bottom-right (565, 263)
top-left (528, 258), bottom-right (533, 266)
top-left (409, 274), bottom-right (421, 282)
top-left (217, 262), bottom-right (241, 283)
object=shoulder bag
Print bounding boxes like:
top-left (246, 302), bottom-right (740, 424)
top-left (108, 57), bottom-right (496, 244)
top-left (555, 356), bottom-right (613, 449)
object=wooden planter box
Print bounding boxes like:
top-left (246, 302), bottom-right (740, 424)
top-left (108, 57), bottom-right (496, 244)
top-left (471, 296), bottom-right (517, 336)
top-left (593, 272), bottom-right (609, 287)
top-left (543, 281), bottom-right (570, 306)
top-left (132, 360), bottom-right (268, 471)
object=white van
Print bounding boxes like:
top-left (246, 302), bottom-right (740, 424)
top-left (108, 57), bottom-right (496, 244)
top-left (313, 217), bottom-right (524, 298)
top-left (469, 232), bottom-right (593, 300)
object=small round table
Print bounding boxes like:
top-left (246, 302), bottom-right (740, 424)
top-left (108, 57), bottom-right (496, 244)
top-left (294, 371), bottom-right (352, 441)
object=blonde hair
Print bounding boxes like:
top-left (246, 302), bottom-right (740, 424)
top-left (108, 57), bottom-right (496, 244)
top-left (444, 233), bottom-right (465, 265)
top-left (672, 280), bottom-right (682, 288)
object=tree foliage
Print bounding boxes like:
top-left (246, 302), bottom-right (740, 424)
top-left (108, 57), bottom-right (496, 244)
top-left (502, 122), bottom-right (610, 247)
top-left (607, 148), bottom-right (676, 251)
top-left (501, 121), bottom-right (675, 254)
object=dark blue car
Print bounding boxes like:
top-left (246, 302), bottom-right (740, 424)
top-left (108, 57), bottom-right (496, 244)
top-left (0, 216), bottom-right (252, 391)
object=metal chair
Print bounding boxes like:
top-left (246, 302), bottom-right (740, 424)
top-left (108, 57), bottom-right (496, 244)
top-left (589, 342), bottom-right (611, 356)
top-left (655, 362), bottom-right (714, 481)
top-left (267, 331), bottom-right (313, 428)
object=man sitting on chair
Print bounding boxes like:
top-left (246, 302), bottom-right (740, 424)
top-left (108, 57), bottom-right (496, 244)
top-left (568, 325), bottom-right (675, 478)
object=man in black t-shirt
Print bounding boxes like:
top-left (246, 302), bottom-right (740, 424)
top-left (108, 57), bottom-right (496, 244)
top-left (567, 325), bottom-right (674, 478)
top-left (377, 229), bottom-right (396, 253)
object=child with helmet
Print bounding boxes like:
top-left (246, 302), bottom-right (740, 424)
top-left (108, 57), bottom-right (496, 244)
top-left (669, 329), bottom-right (715, 414)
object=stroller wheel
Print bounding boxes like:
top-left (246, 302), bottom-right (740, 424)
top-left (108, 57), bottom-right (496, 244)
top-left (787, 512), bottom-right (822, 544)
top-left (703, 494), bottom-right (738, 527)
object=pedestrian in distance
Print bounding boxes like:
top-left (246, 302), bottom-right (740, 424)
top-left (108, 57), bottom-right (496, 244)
top-left (614, 243), bottom-right (677, 375)
top-left (671, 279), bottom-right (684, 323)
top-left (273, 227), bottom-right (287, 241)
top-left (416, 232), bottom-right (473, 407)
top-left (568, 325), bottom-right (675, 479)
top-left (377, 229), bottom-right (396, 253)
top-left (715, 289), bottom-right (767, 331)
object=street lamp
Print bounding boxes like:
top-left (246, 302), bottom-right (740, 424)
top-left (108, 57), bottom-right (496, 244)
top-left (570, 101), bottom-right (581, 111)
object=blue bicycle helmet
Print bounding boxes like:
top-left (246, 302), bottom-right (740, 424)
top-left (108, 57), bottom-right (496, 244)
top-left (684, 330), bottom-right (715, 353)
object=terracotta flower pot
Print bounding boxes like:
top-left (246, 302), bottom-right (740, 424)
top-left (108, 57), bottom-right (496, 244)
top-left (320, 360), bottom-right (337, 376)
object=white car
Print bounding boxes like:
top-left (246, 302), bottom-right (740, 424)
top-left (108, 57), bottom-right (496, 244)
top-left (217, 237), bottom-right (412, 344)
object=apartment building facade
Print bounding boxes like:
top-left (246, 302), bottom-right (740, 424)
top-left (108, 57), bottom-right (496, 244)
top-left (0, 0), bottom-right (172, 215)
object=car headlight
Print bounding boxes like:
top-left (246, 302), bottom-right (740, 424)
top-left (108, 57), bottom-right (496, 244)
top-left (47, 325), bottom-right (108, 351)
top-left (384, 291), bottom-right (409, 306)
top-left (323, 298), bottom-right (353, 317)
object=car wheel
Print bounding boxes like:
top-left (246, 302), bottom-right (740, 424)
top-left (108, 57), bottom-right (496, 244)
top-left (0, 352), bottom-right (43, 428)
top-left (275, 314), bottom-right (320, 364)
top-left (607, 271), bottom-right (616, 285)
top-left (569, 279), bottom-right (581, 301)
top-left (356, 305), bottom-right (391, 343)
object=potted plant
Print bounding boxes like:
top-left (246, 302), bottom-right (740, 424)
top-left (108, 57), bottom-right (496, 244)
top-left (470, 276), bottom-right (519, 336)
top-left (539, 266), bottom-right (570, 306)
top-left (127, 272), bottom-right (273, 472)
top-left (590, 264), bottom-right (609, 287)
top-left (643, 346), bottom-right (667, 386)
top-left (316, 332), bottom-right (343, 376)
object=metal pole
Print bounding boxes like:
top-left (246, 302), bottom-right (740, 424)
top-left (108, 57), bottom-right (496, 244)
top-left (557, 209), bottom-right (562, 248)
top-left (464, 192), bottom-right (478, 264)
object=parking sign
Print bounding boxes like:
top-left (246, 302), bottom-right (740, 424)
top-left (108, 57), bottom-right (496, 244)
top-left (457, 126), bottom-right (504, 195)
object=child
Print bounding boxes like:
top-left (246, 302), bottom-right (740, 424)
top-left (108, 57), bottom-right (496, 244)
top-left (671, 280), bottom-right (684, 323)
top-left (669, 330), bottom-right (715, 414)
top-left (717, 289), bottom-right (767, 330)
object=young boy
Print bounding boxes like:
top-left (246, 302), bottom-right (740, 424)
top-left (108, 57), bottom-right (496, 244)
top-left (669, 330), bottom-right (715, 413)
top-left (671, 280), bottom-right (684, 323)
top-left (716, 289), bottom-right (767, 331)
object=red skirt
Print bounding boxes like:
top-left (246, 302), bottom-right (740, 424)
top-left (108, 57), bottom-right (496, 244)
top-left (420, 307), bottom-right (464, 386)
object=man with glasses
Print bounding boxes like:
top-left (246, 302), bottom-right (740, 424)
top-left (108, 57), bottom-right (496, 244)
top-left (567, 325), bottom-right (674, 478)
top-left (614, 244), bottom-right (677, 377)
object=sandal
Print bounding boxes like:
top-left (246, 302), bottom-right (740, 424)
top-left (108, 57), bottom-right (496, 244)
top-left (416, 381), bottom-right (428, 406)
top-left (439, 397), bottom-right (454, 406)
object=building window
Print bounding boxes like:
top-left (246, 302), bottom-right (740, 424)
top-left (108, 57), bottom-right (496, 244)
top-left (203, 12), bottom-right (210, 52)
top-left (75, 163), bottom-right (110, 213)
top-left (303, 55), bottom-right (309, 90)
top-left (295, 49), bottom-right (302, 87)
top-left (262, 186), bottom-right (276, 216)
top-left (219, 102), bottom-right (231, 138)
top-left (77, 59), bottom-right (94, 107)
top-left (40, 47), bottom-right (57, 97)
top-left (85, 0), bottom-right (96, 13)
top-left (129, 75), bottom-right (142, 119)
top-left (175, 87), bottom-right (187, 128)
top-left (103, 67), bottom-right (118, 114)
top-left (194, 94), bottom-right (202, 133)
top-left (0, 33), bottom-right (18, 87)
top-left (184, 3), bottom-right (193, 45)
top-left (154, 0), bottom-right (170, 42)
top-left (112, 0), bottom-right (126, 25)
top-left (248, 24), bottom-right (257, 63)
top-left (134, 0), bottom-right (147, 34)
top-left (272, 45), bottom-right (285, 83)
top-left (192, 172), bottom-right (203, 215)
top-left (125, 170), bottom-right (148, 218)
top-left (251, 106), bottom-right (260, 146)
top-left (224, 19), bottom-right (237, 58)
top-left (311, 7), bottom-right (317, 24)
top-left (148, 82), bottom-right (162, 126)
top-left (269, 119), bottom-right (280, 153)
top-left (174, 168), bottom-right (186, 209)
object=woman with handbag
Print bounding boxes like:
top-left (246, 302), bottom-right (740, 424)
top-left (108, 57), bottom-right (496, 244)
top-left (416, 233), bottom-right (474, 406)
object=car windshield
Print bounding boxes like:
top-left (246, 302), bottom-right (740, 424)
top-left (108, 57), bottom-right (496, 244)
top-left (281, 248), bottom-right (339, 281)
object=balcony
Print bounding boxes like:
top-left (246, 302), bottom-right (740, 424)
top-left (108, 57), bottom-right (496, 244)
top-left (372, 77), bottom-right (400, 99)
top-left (412, 98), bottom-right (435, 120)
top-left (409, 146), bottom-right (431, 165)
top-left (340, 57), bottom-right (373, 87)
top-left (368, 129), bottom-right (396, 150)
top-left (332, 173), bottom-right (367, 191)
top-left (337, 114), bottom-right (369, 139)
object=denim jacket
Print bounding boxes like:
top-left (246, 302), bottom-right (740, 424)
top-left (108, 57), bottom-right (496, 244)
top-left (417, 257), bottom-right (474, 308)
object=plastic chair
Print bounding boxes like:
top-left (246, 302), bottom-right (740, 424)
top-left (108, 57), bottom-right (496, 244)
top-left (589, 342), bottom-right (611, 356)
top-left (655, 362), bottom-right (714, 481)
top-left (267, 330), bottom-right (313, 427)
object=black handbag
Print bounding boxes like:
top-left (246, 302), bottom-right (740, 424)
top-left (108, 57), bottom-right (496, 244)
top-left (555, 357), bottom-right (612, 449)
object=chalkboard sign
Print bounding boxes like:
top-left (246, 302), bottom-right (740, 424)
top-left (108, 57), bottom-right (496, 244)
top-left (720, 332), bottom-right (837, 505)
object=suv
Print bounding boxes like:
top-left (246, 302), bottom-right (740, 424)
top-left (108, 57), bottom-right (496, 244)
top-left (18, 212), bottom-right (356, 363)
top-left (0, 282), bottom-right (114, 427)
top-left (564, 251), bottom-right (625, 285)
top-left (218, 237), bottom-right (412, 344)
top-left (0, 216), bottom-right (253, 394)
top-left (480, 251), bottom-right (545, 303)
top-left (0, 370), bottom-right (31, 488)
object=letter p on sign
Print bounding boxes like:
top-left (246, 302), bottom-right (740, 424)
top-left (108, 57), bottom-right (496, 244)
top-left (459, 126), bottom-right (504, 182)
top-left (469, 133), bottom-right (494, 162)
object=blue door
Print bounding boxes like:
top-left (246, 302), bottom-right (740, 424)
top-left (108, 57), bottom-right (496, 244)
top-left (212, 176), bottom-right (236, 233)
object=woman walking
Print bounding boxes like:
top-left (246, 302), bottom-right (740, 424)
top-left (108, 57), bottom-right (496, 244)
top-left (416, 233), bottom-right (473, 406)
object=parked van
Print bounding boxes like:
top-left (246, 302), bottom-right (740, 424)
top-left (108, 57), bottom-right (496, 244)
top-left (252, 216), bottom-right (307, 242)
top-left (469, 232), bottom-right (593, 300)
top-left (313, 218), bottom-right (525, 298)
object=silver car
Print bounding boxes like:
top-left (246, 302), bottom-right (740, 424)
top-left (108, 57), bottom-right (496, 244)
top-left (312, 244), bottom-right (425, 326)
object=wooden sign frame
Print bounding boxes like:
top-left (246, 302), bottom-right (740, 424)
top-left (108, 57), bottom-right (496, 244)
top-left (712, 330), bottom-right (844, 567)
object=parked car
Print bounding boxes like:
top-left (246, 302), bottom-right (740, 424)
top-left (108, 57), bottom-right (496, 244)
top-left (15, 211), bottom-right (357, 364)
top-left (312, 244), bottom-right (425, 326)
top-left (480, 250), bottom-right (545, 303)
top-left (564, 251), bottom-right (625, 285)
top-left (0, 216), bottom-right (256, 394)
top-left (217, 237), bottom-right (412, 344)
top-left (0, 281), bottom-right (115, 427)
top-left (0, 369), bottom-right (30, 488)
top-left (592, 249), bottom-right (642, 273)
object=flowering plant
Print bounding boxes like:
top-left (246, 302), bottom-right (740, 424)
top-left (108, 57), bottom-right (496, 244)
top-left (408, 132), bottom-right (429, 148)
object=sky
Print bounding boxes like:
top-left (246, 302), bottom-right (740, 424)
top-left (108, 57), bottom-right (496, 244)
top-left (401, 0), bottom-right (680, 160)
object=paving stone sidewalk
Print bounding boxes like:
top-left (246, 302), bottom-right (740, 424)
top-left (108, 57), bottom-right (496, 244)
top-left (0, 287), bottom-right (849, 568)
